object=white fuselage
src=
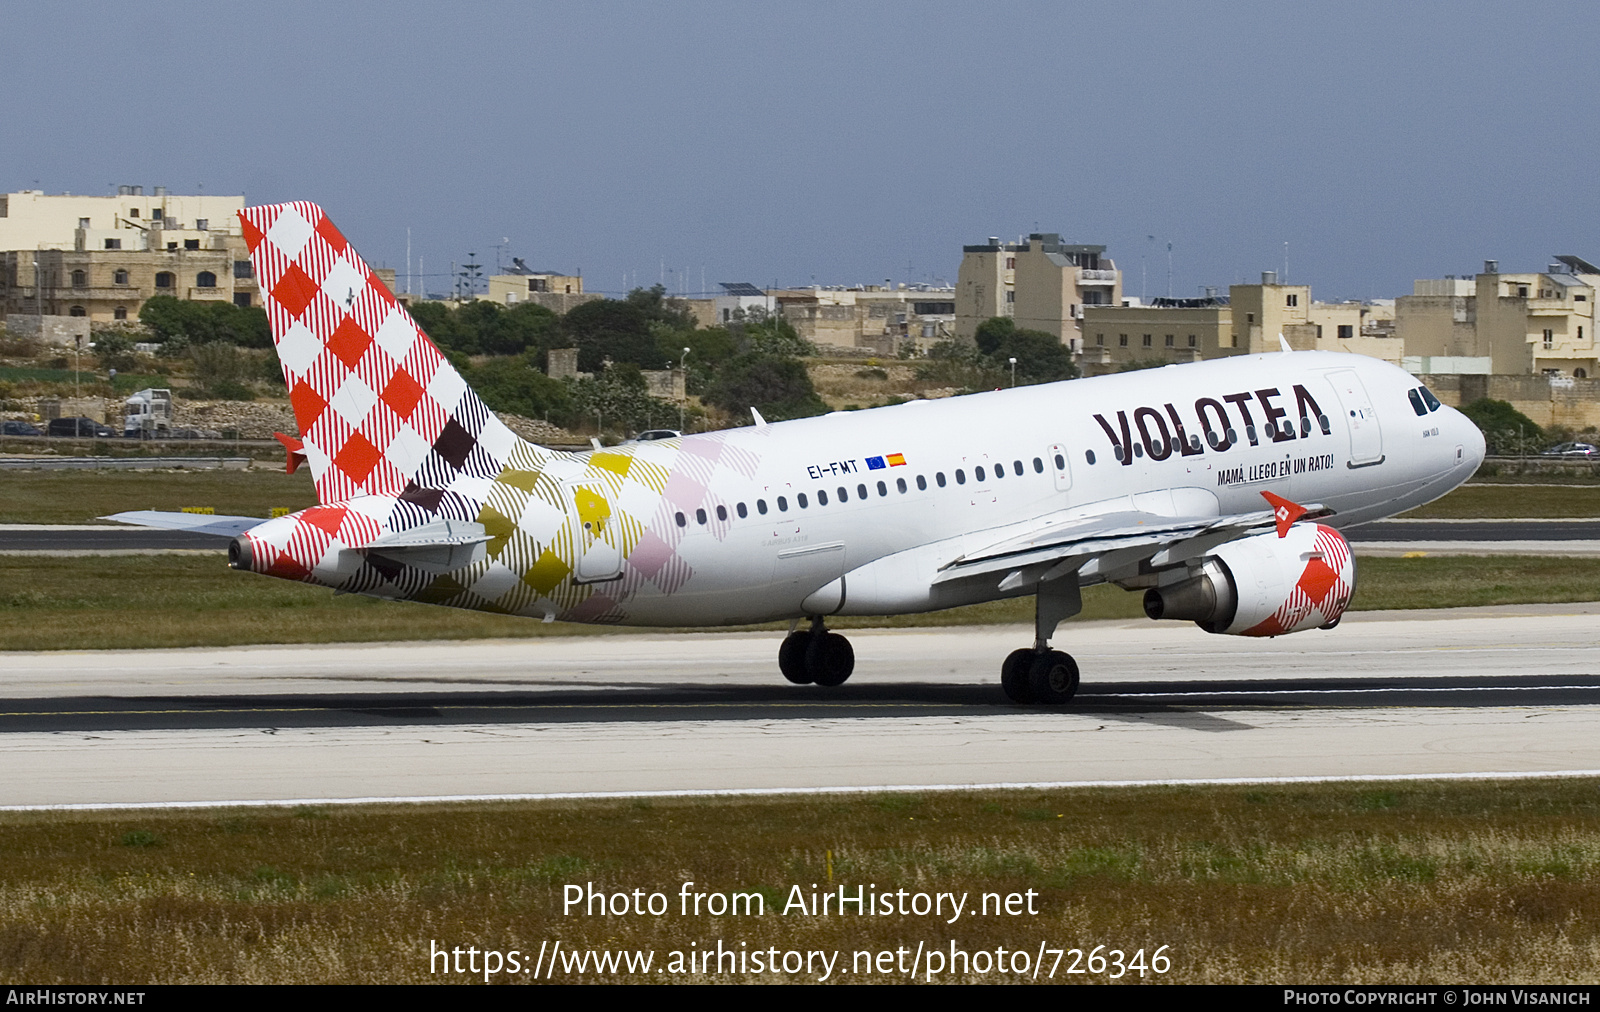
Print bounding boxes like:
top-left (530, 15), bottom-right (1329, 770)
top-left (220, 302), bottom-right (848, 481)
top-left (602, 351), bottom-right (1482, 626)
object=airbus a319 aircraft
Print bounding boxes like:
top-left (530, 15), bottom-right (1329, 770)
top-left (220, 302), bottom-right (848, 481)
top-left (112, 203), bottom-right (1486, 704)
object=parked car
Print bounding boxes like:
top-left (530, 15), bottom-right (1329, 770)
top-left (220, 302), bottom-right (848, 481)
top-left (630, 429), bottom-right (683, 442)
top-left (1543, 442), bottom-right (1599, 457)
top-left (1, 420), bottom-right (42, 436)
top-left (45, 417), bottom-right (115, 438)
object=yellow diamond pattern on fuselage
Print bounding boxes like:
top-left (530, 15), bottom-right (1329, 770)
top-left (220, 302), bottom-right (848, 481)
top-left (572, 486), bottom-right (612, 534)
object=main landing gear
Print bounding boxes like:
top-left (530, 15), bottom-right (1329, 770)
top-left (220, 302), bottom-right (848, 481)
top-left (1000, 575), bottom-right (1083, 706)
top-left (779, 616), bottom-right (855, 687)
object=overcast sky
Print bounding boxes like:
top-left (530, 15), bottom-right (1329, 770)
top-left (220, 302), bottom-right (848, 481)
top-left (3, 1), bottom-right (1594, 302)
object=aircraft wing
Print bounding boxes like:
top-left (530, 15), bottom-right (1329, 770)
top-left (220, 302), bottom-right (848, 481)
top-left (102, 510), bottom-right (267, 538)
top-left (933, 499), bottom-right (1330, 587)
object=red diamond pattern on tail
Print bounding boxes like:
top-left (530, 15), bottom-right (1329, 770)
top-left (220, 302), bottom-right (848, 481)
top-left (288, 378), bottom-right (328, 433)
top-left (334, 431), bottom-right (383, 485)
top-left (243, 200), bottom-right (538, 508)
top-left (315, 216), bottom-right (347, 253)
top-left (381, 369), bottom-right (424, 421)
top-left (327, 317), bottom-right (373, 370)
top-left (272, 261), bottom-right (320, 319)
top-left (240, 215), bottom-right (265, 254)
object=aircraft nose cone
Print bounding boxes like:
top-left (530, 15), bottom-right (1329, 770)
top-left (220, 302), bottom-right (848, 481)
top-left (1453, 407), bottom-right (1486, 470)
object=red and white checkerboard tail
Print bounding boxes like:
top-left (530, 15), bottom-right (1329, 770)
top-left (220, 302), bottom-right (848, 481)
top-left (241, 202), bottom-right (547, 505)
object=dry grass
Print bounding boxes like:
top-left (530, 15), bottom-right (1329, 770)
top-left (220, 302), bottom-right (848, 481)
top-left (1401, 483), bottom-right (1600, 518)
top-left (1, 554), bottom-right (1597, 650)
top-left (1, 781), bottom-right (1598, 983)
top-left (0, 468), bottom-right (316, 525)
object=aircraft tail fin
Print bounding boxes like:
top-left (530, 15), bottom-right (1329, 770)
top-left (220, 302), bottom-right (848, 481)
top-left (241, 201), bottom-right (549, 505)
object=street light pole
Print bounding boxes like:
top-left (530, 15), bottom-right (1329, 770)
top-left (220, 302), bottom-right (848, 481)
top-left (679, 347), bottom-right (691, 431)
top-left (1009, 357), bottom-right (1017, 387)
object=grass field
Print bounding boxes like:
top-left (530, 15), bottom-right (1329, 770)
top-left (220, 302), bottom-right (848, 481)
top-left (1, 780), bottom-right (1596, 983)
top-left (0, 554), bottom-right (1596, 650)
top-left (0, 469), bottom-right (316, 525)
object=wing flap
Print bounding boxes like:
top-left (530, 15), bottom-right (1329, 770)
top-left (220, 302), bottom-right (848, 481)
top-left (932, 502), bottom-right (1329, 586)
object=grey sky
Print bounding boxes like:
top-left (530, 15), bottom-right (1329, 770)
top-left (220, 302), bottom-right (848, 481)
top-left (3, 1), bottom-right (1593, 303)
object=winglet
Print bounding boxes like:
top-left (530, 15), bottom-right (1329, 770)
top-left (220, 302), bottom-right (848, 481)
top-left (1278, 332), bottom-right (1293, 353)
top-left (273, 432), bottom-right (307, 475)
top-left (1260, 490), bottom-right (1309, 538)
top-left (751, 407), bottom-right (768, 429)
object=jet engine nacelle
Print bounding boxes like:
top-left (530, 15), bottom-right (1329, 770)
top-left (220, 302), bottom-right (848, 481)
top-left (1142, 523), bottom-right (1354, 637)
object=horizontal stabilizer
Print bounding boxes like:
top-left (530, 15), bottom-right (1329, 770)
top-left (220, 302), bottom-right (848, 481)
top-left (357, 519), bottom-right (490, 573)
top-left (102, 511), bottom-right (266, 538)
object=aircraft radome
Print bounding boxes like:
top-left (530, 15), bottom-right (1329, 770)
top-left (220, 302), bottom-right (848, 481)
top-left (109, 203), bottom-right (1487, 704)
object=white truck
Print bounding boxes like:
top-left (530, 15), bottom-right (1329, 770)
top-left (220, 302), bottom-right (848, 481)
top-left (123, 388), bottom-right (173, 438)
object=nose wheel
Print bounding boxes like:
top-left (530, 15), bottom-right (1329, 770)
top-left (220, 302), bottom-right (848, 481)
top-left (778, 618), bottom-right (855, 687)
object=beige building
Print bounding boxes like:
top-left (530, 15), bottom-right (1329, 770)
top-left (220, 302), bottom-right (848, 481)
top-left (0, 186), bottom-right (261, 328)
top-left (1396, 258), bottom-right (1600, 377)
top-left (1080, 274), bottom-right (1399, 374)
top-left (776, 285), bottom-right (955, 354)
top-left (0, 187), bottom-right (247, 254)
top-left (2, 240), bottom-right (260, 326)
top-left (485, 262), bottom-right (595, 315)
top-left (1080, 297), bottom-right (1234, 373)
top-left (956, 233), bottom-right (1121, 348)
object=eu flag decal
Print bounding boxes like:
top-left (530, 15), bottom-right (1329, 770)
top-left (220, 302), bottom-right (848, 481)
top-left (866, 456), bottom-right (886, 470)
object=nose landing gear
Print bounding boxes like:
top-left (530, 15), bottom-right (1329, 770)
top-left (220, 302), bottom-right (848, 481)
top-left (778, 616), bottom-right (855, 687)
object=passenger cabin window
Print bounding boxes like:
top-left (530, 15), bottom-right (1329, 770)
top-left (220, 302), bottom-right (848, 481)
top-left (716, 505), bottom-right (727, 522)
top-left (975, 466), bottom-right (986, 481)
top-left (777, 496), bottom-right (788, 511)
top-left (1086, 450), bottom-right (1096, 464)
top-left (817, 490), bottom-right (828, 506)
top-left (675, 512), bottom-right (686, 527)
top-left (696, 508), bottom-right (707, 525)
top-left (736, 503), bottom-right (747, 518)
top-left (935, 473), bottom-right (946, 487)
top-left (1033, 457), bottom-right (1044, 473)
top-left (797, 493), bottom-right (808, 508)
top-left (756, 499), bottom-right (767, 514)
top-left (955, 469), bottom-right (966, 484)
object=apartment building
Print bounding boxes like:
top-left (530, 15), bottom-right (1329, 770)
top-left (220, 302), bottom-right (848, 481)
top-left (776, 285), bottom-right (955, 354)
top-left (955, 233), bottom-right (1121, 348)
top-left (1396, 258), bottom-right (1600, 377)
top-left (1080, 273), bottom-right (1398, 374)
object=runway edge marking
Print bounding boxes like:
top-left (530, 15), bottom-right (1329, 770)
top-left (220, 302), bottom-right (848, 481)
top-left (5, 769), bottom-right (1600, 812)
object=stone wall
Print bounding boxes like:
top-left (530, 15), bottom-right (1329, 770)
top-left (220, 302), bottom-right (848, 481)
top-left (1422, 374), bottom-right (1600, 428)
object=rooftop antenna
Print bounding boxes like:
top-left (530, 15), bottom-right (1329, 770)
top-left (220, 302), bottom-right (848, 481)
top-left (1166, 241), bottom-right (1173, 299)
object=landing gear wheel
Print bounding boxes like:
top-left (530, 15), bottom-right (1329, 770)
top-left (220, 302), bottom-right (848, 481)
top-left (1027, 650), bottom-right (1079, 705)
top-left (779, 631), bottom-right (813, 684)
top-left (807, 632), bottom-right (855, 687)
top-left (1001, 648), bottom-right (1037, 704)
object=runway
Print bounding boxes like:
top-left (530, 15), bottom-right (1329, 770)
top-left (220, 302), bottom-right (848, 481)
top-left (2, 603), bottom-right (1598, 808)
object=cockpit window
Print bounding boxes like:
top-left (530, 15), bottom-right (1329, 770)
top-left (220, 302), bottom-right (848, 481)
top-left (1408, 389), bottom-right (1428, 416)
top-left (1420, 386), bottom-right (1442, 412)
